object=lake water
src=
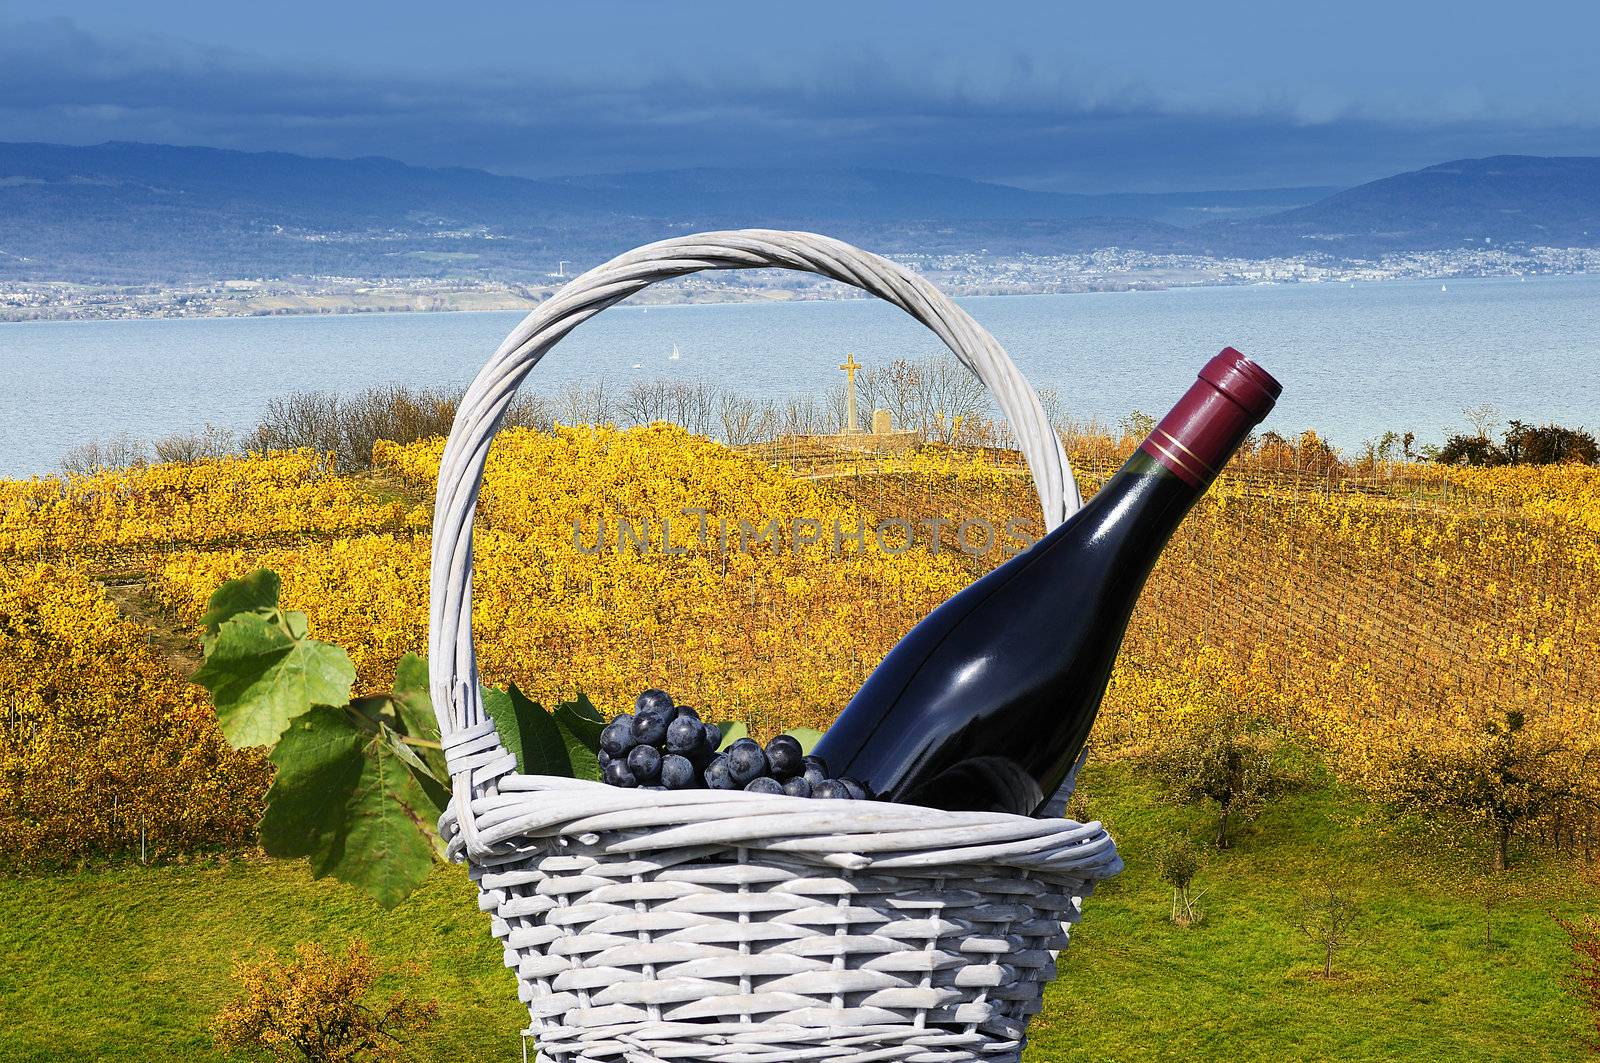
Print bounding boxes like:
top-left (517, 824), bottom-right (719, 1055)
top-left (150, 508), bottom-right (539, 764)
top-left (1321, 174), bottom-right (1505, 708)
top-left (3, 274), bottom-right (1597, 478)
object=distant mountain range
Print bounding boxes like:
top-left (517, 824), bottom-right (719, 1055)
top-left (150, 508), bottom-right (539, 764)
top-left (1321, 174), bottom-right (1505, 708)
top-left (1230, 155), bottom-right (1600, 253)
top-left (0, 140), bottom-right (1596, 284)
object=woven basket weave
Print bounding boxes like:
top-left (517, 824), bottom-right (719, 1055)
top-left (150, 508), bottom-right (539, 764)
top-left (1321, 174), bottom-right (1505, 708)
top-left (429, 230), bottom-right (1122, 1062)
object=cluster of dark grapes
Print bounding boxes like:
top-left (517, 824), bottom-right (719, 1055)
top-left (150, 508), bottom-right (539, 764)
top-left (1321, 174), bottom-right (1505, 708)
top-left (598, 689), bottom-right (868, 799)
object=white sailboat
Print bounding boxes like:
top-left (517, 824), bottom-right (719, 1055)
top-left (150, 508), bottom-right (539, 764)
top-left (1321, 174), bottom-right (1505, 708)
top-left (668, 343), bottom-right (682, 361)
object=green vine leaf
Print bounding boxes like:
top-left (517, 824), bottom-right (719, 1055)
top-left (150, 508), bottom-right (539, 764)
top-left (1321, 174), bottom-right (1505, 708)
top-left (199, 568), bottom-right (282, 638)
top-left (716, 720), bottom-right (749, 751)
top-left (783, 727), bottom-right (825, 754)
top-left (483, 683), bottom-right (570, 777)
top-left (261, 707), bottom-right (439, 908)
top-left (193, 610), bottom-right (356, 748)
top-left (551, 699), bottom-right (603, 782)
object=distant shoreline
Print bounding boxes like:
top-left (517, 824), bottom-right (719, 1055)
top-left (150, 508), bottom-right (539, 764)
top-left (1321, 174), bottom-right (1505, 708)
top-left (3, 261), bottom-right (1597, 324)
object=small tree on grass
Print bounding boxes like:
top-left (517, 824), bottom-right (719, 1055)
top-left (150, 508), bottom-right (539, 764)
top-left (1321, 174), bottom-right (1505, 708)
top-left (1385, 709), bottom-right (1582, 872)
top-left (1559, 913), bottom-right (1600, 1054)
top-left (1149, 709), bottom-right (1289, 849)
top-left (1295, 886), bottom-right (1361, 979)
top-left (1156, 836), bottom-right (1207, 926)
top-left (213, 941), bottom-right (438, 1062)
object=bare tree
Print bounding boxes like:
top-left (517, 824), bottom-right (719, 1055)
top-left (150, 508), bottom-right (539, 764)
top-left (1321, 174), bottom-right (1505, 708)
top-left (559, 382), bottom-right (614, 427)
top-left (668, 381), bottom-right (717, 435)
top-left (752, 399), bottom-right (783, 443)
top-left (60, 434), bottom-right (150, 476)
top-left (1464, 403), bottom-right (1501, 440)
top-left (503, 392), bottom-right (555, 431)
top-left (718, 392), bottom-right (761, 446)
top-left (920, 355), bottom-right (989, 442)
top-left (781, 396), bottom-right (826, 437)
top-left (248, 391), bottom-right (342, 459)
top-left (154, 424), bottom-right (239, 464)
top-left (619, 379), bottom-right (673, 427)
top-left (1295, 886), bottom-right (1361, 978)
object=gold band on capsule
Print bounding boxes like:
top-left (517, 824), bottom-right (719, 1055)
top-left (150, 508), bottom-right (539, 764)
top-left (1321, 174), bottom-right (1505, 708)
top-left (1142, 436), bottom-right (1205, 482)
top-left (1152, 427), bottom-right (1217, 478)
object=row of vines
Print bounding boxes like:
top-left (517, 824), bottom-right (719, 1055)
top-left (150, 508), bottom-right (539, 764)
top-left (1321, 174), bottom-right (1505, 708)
top-left (2, 424), bottom-right (1597, 865)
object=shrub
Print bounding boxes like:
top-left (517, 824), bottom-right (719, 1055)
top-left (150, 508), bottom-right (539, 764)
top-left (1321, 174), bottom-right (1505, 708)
top-left (1147, 708), bottom-right (1291, 849)
top-left (1502, 420), bottom-right (1600, 466)
top-left (1379, 709), bottom-right (1581, 871)
top-left (1156, 836), bottom-right (1206, 926)
top-left (1559, 910), bottom-right (1600, 1054)
top-left (1430, 420), bottom-right (1598, 467)
top-left (212, 940), bottom-right (438, 1063)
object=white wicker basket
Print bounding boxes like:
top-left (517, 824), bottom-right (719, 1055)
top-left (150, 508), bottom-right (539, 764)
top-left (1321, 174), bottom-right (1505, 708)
top-left (429, 231), bottom-right (1122, 1062)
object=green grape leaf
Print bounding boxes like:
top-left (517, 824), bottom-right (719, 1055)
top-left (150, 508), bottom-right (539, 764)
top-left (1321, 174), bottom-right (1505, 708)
top-left (483, 683), bottom-right (571, 777)
top-left (389, 653), bottom-right (448, 785)
top-left (258, 706), bottom-right (365, 861)
top-left (382, 727), bottom-right (449, 816)
top-left (567, 692), bottom-right (605, 725)
top-left (783, 728), bottom-right (825, 754)
top-left (260, 707), bottom-right (440, 908)
top-left (199, 569), bottom-right (282, 637)
top-left (716, 720), bottom-right (749, 751)
top-left (194, 611), bottom-right (356, 748)
top-left (552, 700), bottom-right (604, 782)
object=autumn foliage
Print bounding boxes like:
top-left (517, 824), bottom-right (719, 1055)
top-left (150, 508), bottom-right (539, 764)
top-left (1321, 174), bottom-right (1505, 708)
top-left (1, 419), bottom-right (1597, 871)
top-left (212, 940), bottom-right (438, 1062)
top-left (0, 562), bottom-right (268, 865)
top-left (1560, 910), bottom-right (1600, 1054)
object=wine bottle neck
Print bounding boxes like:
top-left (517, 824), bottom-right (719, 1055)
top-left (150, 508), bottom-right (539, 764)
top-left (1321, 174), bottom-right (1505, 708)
top-left (1136, 347), bottom-right (1280, 489)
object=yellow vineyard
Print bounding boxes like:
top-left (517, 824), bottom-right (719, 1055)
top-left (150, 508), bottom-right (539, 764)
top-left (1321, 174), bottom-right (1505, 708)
top-left (2, 424), bottom-right (1597, 860)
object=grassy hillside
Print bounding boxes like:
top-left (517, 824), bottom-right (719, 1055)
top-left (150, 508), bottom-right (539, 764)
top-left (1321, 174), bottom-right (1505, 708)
top-left (1, 764), bottom-right (1589, 1062)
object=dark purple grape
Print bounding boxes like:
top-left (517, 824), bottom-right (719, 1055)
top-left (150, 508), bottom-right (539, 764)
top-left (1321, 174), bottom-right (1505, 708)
top-left (726, 739), bottom-right (768, 785)
top-left (599, 716), bottom-right (636, 756)
top-left (781, 776), bottom-right (812, 799)
top-left (802, 754), bottom-right (830, 777)
top-left (703, 755), bottom-right (738, 790)
top-left (603, 760), bottom-right (638, 788)
top-left (666, 715), bottom-right (704, 754)
top-left (626, 744), bottom-right (662, 783)
top-left (673, 705), bottom-right (702, 724)
top-left (839, 778), bottom-right (868, 800)
top-left (811, 779), bottom-right (851, 799)
top-left (801, 764), bottom-right (829, 789)
top-left (701, 722), bottom-right (723, 753)
top-left (744, 777), bottom-right (784, 795)
top-left (764, 735), bottom-right (804, 778)
top-left (660, 754), bottom-right (697, 790)
top-left (633, 712), bottom-right (669, 747)
top-left (598, 749), bottom-right (613, 770)
top-left (635, 689), bottom-right (675, 716)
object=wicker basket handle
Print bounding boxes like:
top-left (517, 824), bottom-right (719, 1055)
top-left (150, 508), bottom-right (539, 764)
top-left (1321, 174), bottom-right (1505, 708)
top-left (429, 229), bottom-right (1079, 745)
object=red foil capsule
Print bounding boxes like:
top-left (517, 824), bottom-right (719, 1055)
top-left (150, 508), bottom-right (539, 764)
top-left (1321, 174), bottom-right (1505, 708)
top-left (1139, 347), bottom-right (1282, 487)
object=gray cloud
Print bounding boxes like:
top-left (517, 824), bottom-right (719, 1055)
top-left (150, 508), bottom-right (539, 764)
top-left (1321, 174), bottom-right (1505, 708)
top-left (1, 15), bottom-right (1597, 193)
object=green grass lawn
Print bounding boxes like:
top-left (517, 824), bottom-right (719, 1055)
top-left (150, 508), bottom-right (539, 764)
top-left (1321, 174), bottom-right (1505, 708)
top-left (1, 764), bottom-right (1591, 1062)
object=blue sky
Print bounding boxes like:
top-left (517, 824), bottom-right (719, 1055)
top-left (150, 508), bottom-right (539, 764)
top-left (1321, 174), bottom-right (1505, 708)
top-left (2, 0), bottom-right (1597, 192)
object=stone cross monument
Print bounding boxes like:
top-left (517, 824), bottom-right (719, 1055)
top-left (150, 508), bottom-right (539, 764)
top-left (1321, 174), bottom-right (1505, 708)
top-left (839, 353), bottom-right (861, 433)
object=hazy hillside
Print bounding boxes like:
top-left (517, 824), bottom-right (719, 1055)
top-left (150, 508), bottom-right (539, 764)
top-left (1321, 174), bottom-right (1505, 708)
top-left (0, 141), bottom-right (1315, 282)
top-left (1228, 155), bottom-right (1600, 253)
top-left (554, 167), bottom-right (1333, 225)
top-left (1, 141), bottom-right (1596, 284)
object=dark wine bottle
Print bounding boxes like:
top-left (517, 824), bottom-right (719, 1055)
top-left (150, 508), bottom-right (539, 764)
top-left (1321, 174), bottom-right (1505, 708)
top-left (813, 348), bottom-right (1282, 816)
